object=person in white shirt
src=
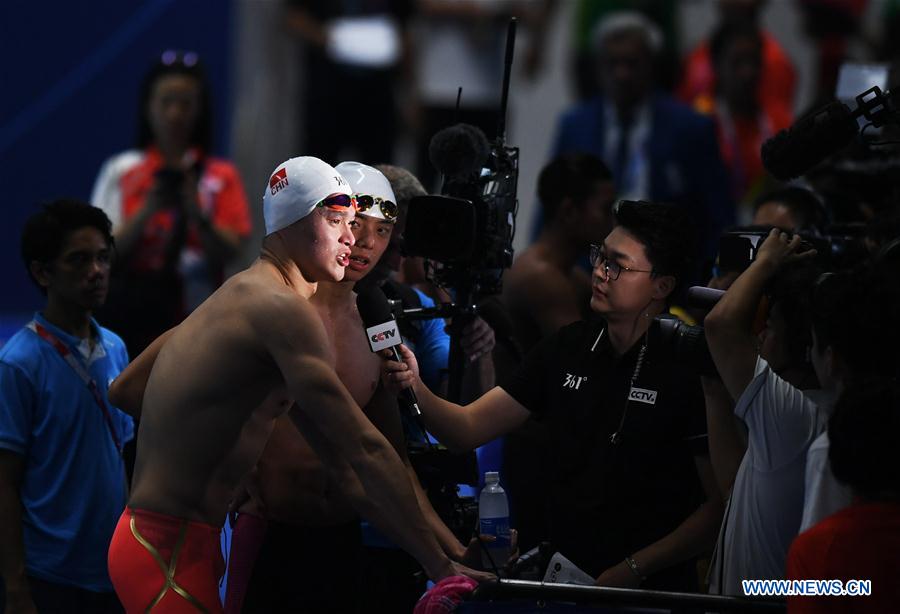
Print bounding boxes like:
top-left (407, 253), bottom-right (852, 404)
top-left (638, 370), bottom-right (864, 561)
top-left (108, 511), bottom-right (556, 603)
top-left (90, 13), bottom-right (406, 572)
top-left (704, 229), bottom-right (825, 595)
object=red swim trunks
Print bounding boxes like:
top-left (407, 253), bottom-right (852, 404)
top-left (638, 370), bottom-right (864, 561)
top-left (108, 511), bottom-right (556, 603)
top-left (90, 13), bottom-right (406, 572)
top-left (108, 507), bottom-right (224, 613)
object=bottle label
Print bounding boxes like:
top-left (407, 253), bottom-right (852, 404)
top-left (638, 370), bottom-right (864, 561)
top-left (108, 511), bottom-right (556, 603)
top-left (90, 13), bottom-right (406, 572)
top-left (479, 517), bottom-right (511, 549)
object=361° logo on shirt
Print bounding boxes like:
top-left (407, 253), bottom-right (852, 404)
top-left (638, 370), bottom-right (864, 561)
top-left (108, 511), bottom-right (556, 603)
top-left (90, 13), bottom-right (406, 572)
top-left (562, 373), bottom-right (588, 390)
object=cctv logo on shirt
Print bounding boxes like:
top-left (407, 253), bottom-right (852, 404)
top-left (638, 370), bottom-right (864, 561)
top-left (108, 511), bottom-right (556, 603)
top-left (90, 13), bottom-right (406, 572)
top-left (628, 386), bottom-right (658, 405)
top-left (562, 373), bottom-right (588, 390)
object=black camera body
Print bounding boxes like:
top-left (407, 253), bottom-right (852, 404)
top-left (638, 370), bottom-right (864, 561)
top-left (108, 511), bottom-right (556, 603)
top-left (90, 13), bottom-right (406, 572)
top-left (718, 225), bottom-right (869, 273)
top-left (404, 142), bottom-right (519, 298)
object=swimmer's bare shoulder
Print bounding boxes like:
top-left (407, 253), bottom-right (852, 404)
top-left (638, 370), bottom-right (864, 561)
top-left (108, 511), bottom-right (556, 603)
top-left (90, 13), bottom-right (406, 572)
top-left (238, 270), bottom-right (335, 374)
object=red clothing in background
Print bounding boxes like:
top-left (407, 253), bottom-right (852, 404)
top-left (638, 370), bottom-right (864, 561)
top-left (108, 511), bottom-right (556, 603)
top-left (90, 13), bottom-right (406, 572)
top-left (786, 502), bottom-right (900, 613)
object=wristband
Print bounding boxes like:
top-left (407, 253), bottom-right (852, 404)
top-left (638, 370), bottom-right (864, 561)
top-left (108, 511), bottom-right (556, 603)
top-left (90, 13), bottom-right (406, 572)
top-left (624, 556), bottom-right (646, 583)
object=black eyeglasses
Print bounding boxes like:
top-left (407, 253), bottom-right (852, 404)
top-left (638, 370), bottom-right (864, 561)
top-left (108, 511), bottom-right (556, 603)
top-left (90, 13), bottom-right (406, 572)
top-left (354, 194), bottom-right (398, 221)
top-left (589, 244), bottom-right (653, 281)
top-left (316, 194), bottom-right (356, 210)
top-left (160, 50), bottom-right (199, 67)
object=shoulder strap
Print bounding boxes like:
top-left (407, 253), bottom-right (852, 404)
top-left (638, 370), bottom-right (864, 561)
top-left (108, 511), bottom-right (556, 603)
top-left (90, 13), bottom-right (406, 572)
top-left (27, 321), bottom-right (123, 455)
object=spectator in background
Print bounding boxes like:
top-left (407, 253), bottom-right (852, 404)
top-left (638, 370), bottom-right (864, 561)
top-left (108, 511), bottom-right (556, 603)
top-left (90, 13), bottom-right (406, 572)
top-left (787, 376), bottom-right (900, 613)
top-left (571, 0), bottom-right (680, 100)
top-left (797, 0), bottom-right (869, 104)
top-left (552, 11), bottom-right (733, 264)
top-left (286, 0), bottom-right (415, 165)
top-left (707, 21), bottom-right (792, 218)
top-left (0, 201), bottom-right (133, 614)
top-left (504, 154), bottom-right (616, 353)
top-left (91, 51), bottom-right (251, 357)
top-left (679, 0), bottom-right (795, 129)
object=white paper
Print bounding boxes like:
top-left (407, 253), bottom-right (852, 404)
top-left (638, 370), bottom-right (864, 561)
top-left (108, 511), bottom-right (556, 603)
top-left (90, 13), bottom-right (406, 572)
top-left (542, 552), bottom-right (596, 586)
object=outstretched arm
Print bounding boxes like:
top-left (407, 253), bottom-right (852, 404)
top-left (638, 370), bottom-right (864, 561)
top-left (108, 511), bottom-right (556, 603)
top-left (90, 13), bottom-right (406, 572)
top-left (264, 296), bottom-right (472, 582)
top-left (382, 344), bottom-right (530, 452)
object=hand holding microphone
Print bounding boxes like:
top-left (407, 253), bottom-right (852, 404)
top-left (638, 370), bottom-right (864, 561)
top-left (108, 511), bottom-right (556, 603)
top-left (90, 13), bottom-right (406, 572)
top-left (379, 343), bottom-right (420, 398)
top-left (356, 285), bottom-right (423, 414)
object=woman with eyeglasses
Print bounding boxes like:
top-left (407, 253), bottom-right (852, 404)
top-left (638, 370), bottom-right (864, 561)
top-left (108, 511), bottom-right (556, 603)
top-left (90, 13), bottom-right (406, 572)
top-left (382, 200), bottom-right (725, 593)
top-left (91, 51), bottom-right (251, 357)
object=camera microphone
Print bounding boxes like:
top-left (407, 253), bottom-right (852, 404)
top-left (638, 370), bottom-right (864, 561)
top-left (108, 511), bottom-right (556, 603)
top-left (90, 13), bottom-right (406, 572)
top-left (428, 123), bottom-right (491, 180)
top-left (761, 101), bottom-right (859, 181)
top-left (356, 285), bottom-right (422, 416)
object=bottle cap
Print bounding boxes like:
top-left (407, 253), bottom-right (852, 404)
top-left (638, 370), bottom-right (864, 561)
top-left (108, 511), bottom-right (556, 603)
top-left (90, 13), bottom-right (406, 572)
top-left (485, 471), bottom-right (499, 483)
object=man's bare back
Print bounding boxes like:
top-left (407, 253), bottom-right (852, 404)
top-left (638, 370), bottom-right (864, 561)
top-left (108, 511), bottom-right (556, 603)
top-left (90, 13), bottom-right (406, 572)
top-left (503, 244), bottom-right (592, 353)
top-left (129, 260), bottom-right (314, 525)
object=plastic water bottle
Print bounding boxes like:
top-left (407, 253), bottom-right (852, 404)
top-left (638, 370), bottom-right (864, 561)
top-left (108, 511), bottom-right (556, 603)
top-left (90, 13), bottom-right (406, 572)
top-left (478, 471), bottom-right (511, 570)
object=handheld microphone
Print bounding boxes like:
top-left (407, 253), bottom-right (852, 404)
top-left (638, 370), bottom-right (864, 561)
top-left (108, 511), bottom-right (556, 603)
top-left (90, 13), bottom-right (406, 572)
top-left (356, 285), bottom-right (422, 416)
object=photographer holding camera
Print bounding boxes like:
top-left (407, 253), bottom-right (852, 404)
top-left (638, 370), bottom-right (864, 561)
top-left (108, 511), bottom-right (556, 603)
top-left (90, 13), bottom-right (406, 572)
top-left (383, 200), bottom-right (724, 591)
top-left (91, 52), bottom-right (251, 357)
top-left (704, 228), bottom-right (831, 594)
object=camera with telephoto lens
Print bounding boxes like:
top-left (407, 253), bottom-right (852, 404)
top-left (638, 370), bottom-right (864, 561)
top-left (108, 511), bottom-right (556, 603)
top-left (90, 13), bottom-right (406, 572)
top-left (718, 225), bottom-right (869, 273)
top-left (648, 287), bottom-right (722, 378)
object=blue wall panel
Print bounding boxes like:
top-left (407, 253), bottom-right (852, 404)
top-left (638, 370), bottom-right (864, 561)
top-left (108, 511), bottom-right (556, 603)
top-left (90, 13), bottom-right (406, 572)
top-left (0, 0), bottom-right (234, 315)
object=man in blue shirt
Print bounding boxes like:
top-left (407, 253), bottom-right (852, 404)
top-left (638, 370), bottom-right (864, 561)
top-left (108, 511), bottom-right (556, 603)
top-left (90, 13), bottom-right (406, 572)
top-left (551, 11), bottom-right (733, 264)
top-left (0, 200), bottom-right (133, 613)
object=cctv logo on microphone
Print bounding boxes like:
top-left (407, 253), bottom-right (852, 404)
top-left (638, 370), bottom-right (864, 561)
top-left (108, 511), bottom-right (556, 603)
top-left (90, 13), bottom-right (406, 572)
top-left (366, 320), bottom-right (401, 353)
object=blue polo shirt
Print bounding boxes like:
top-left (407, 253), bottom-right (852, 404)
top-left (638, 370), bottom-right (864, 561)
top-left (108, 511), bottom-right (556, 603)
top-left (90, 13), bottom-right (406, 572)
top-left (0, 313), bottom-right (133, 592)
top-left (406, 289), bottom-right (451, 392)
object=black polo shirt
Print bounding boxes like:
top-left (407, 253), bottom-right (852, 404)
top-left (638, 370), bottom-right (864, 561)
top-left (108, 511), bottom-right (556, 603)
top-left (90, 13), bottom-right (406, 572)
top-left (500, 317), bottom-right (708, 590)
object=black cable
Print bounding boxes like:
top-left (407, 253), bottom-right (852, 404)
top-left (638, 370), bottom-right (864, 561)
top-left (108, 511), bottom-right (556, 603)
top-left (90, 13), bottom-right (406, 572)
top-left (860, 121), bottom-right (900, 147)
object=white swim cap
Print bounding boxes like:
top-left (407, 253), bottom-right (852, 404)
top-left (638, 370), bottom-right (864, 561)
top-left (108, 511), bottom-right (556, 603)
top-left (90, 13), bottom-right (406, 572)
top-left (262, 156), bottom-right (353, 235)
top-left (334, 161), bottom-right (398, 222)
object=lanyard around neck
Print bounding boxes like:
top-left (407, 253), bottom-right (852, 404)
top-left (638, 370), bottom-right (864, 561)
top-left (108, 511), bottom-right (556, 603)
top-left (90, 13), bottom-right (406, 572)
top-left (27, 321), bottom-right (123, 456)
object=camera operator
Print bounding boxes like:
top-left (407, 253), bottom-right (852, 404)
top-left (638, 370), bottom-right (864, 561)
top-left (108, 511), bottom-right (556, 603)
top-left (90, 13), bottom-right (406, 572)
top-left (704, 229), bottom-right (831, 594)
top-left (751, 187), bottom-right (828, 233)
top-left (383, 200), bottom-right (724, 591)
